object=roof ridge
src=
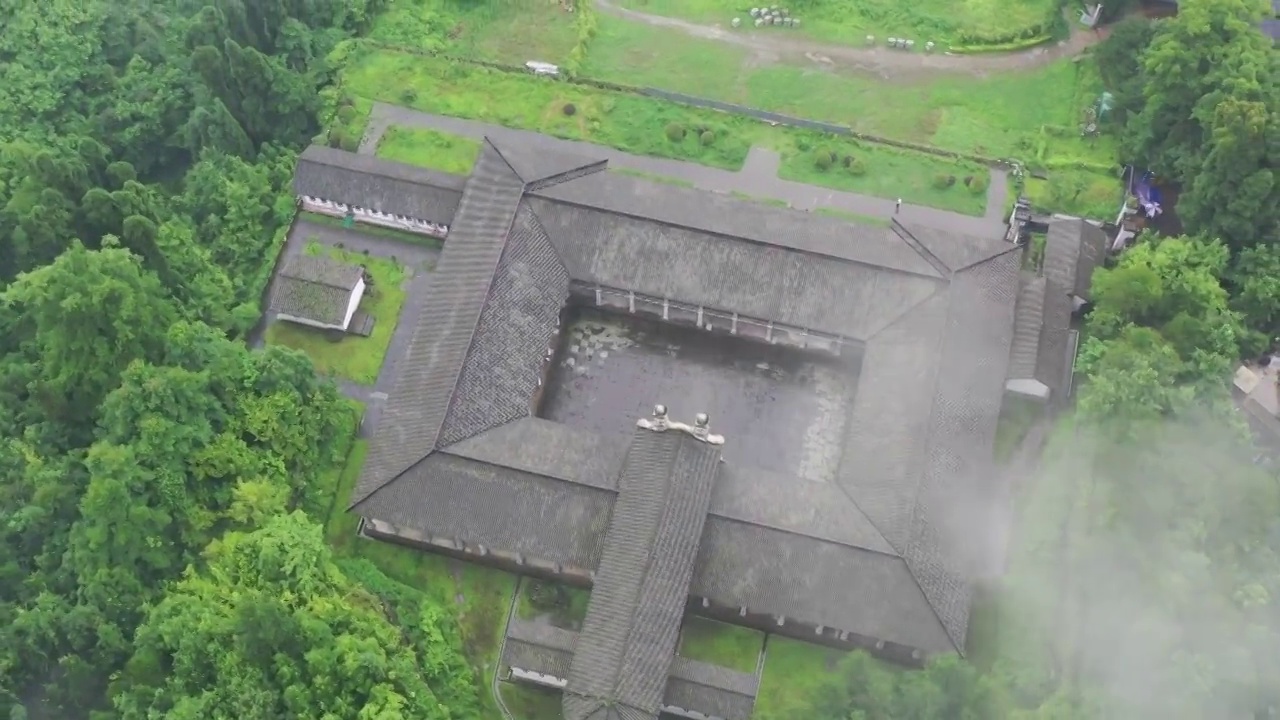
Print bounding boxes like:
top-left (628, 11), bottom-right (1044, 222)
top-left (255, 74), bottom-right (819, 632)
top-left (709, 511), bottom-right (901, 560)
top-left (953, 240), bottom-right (1023, 274)
top-left (891, 219), bottom-right (953, 276)
top-left (534, 193), bottom-right (944, 279)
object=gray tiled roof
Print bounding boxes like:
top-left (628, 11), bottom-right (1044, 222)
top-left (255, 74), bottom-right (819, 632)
top-left (439, 204), bottom-right (570, 446)
top-left (335, 137), bottom-right (1033, 661)
top-left (488, 140), bottom-right (607, 188)
top-left (503, 618), bottom-right (578, 678)
top-left (901, 249), bottom-right (1020, 650)
top-left (356, 451), bottom-right (613, 570)
top-left (527, 196), bottom-right (941, 341)
top-left (710, 464), bottom-right (894, 553)
top-left (352, 143), bottom-right (525, 506)
top-left (690, 517), bottom-right (954, 652)
top-left (532, 171), bottom-right (943, 277)
top-left (895, 221), bottom-right (1013, 273)
top-left (664, 656), bottom-right (758, 720)
top-left (294, 145), bottom-right (465, 223)
top-left (1007, 275), bottom-right (1047, 381)
top-left (1007, 274), bottom-right (1073, 399)
top-left (565, 428), bottom-right (722, 720)
top-left (268, 255), bottom-right (363, 326)
top-left (1043, 218), bottom-right (1106, 300)
top-left (444, 418), bottom-right (624, 491)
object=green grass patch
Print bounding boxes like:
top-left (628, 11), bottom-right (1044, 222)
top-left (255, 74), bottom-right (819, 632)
top-left (814, 206), bottom-right (892, 226)
top-left (609, 167), bottom-right (694, 187)
top-left (580, 14), bottom-right (751, 98)
top-left (325, 95), bottom-right (374, 152)
top-left (376, 124), bottom-right (482, 175)
top-left (965, 581), bottom-right (1004, 672)
top-left (676, 616), bottom-right (764, 673)
top-left (264, 245), bottom-right (407, 384)
top-left (778, 134), bottom-right (989, 216)
top-left (322, 438), bottom-right (519, 719)
top-left (297, 211), bottom-right (444, 250)
top-left (753, 636), bottom-right (847, 720)
top-left (368, 0), bottom-right (580, 65)
top-left (994, 394), bottom-right (1045, 463)
top-left (500, 681), bottom-right (563, 720)
top-left (729, 190), bottom-right (791, 208)
top-left (1025, 168), bottom-right (1122, 221)
top-left (344, 49), bottom-right (754, 170)
top-left (515, 578), bottom-right (592, 631)
top-left (614, 0), bottom-right (1060, 49)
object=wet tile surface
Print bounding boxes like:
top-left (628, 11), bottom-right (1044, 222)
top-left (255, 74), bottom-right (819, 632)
top-left (540, 309), bottom-right (860, 482)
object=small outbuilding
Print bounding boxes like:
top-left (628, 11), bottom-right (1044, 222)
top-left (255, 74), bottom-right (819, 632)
top-left (270, 255), bottom-right (368, 333)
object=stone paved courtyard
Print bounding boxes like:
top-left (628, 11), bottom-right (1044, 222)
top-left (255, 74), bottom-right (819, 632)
top-left (540, 308), bottom-right (860, 482)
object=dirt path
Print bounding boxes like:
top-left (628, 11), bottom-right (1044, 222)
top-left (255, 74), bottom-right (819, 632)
top-left (595, 0), bottom-right (1109, 79)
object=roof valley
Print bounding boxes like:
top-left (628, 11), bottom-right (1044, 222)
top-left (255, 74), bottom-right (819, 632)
top-left (351, 142), bottom-right (525, 506)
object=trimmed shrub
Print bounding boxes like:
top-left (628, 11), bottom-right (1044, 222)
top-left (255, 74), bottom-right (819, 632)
top-left (340, 131), bottom-right (361, 153)
top-left (845, 157), bottom-right (867, 176)
top-left (665, 122), bottom-right (686, 141)
top-left (400, 87), bottom-right (418, 104)
top-left (932, 173), bottom-right (953, 189)
top-left (563, 103), bottom-right (577, 116)
top-left (336, 104), bottom-right (357, 124)
top-left (969, 173), bottom-right (990, 194)
top-left (327, 126), bottom-right (346, 149)
top-left (814, 149), bottom-right (836, 171)
top-left (700, 130), bottom-right (716, 146)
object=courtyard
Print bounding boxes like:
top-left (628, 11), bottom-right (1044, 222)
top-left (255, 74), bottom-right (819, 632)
top-left (540, 308), bottom-right (858, 481)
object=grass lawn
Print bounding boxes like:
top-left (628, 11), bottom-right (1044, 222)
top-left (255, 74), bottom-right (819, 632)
top-left (753, 636), bottom-right (847, 720)
top-left (344, 49), bottom-right (756, 170)
top-left (264, 244), bottom-right (407, 384)
top-left (1025, 167), bottom-right (1123, 220)
top-left (500, 681), bottom-right (563, 720)
top-left (376, 125), bottom-right (482, 175)
top-left (324, 436), bottom-right (519, 720)
top-left (777, 132), bottom-right (990, 215)
top-left (580, 14), bottom-right (752, 99)
top-left (677, 616), bottom-right (764, 673)
top-left (368, 0), bottom-right (579, 65)
top-left (342, 50), bottom-right (999, 213)
top-left (614, 0), bottom-right (1060, 48)
top-left (515, 578), bottom-right (592, 630)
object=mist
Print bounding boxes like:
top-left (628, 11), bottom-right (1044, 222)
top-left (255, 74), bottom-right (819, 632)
top-left (992, 412), bottom-right (1280, 719)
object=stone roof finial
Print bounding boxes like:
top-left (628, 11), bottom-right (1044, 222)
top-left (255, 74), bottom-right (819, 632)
top-left (636, 405), bottom-right (725, 445)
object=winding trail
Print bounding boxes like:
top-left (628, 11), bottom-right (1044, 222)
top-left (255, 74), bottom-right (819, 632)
top-left (595, 0), bottom-right (1109, 79)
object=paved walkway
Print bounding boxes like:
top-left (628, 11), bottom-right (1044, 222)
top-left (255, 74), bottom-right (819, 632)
top-left (268, 218), bottom-right (442, 427)
top-left (364, 103), bottom-right (1006, 236)
top-left (595, 0), bottom-right (1109, 80)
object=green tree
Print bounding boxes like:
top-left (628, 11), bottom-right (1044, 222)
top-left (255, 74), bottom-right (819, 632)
top-left (113, 513), bottom-right (475, 720)
top-left (0, 243), bottom-right (177, 426)
top-left (1122, 0), bottom-right (1279, 248)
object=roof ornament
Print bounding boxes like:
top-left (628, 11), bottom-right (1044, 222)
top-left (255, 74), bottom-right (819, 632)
top-left (636, 404), bottom-right (725, 445)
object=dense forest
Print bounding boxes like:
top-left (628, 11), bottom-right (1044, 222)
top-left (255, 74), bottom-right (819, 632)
top-left (0, 1), bottom-right (483, 718)
top-left (0, 0), bottom-right (1278, 718)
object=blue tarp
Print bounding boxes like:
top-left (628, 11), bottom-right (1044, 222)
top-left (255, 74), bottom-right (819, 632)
top-left (1126, 166), bottom-right (1163, 219)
